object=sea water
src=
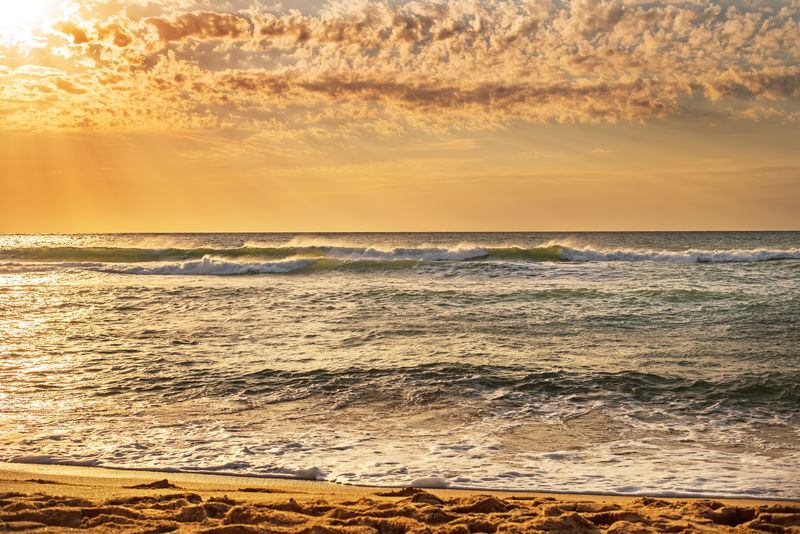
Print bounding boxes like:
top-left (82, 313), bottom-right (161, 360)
top-left (0, 232), bottom-right (798, 498)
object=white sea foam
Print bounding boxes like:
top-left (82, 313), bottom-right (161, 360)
top-left (559, 247), bottom-right (800, 263)
top-left (3, 232), bottom-right (799, 499)
top-left (316, 246), bottom-right (488, 262)
top-left (10, 421), bottom-right (799, 498)
top-left (115, 256), bottom-right (316, 275)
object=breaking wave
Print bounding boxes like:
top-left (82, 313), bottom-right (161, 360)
top-left (559, 247), bottom-right (800, 263)
top-left (116, 257), bottom-right (317, 276)
top-left (1, 244), bottom-right (798, 275)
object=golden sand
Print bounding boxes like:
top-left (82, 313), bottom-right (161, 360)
top-left (1, 463), bottom-right (798, 533)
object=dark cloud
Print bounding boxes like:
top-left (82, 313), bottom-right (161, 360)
top-left (55, 79), bottom-right (86, 94)
top-left (704, 70), bottom-right (800, 101)
top-left (56, 21), bottom-right (91, 44)
top-left (97, 23), bottom-right (133, 47)
top-left (146, 12), bottom-right (252, 41)
top-left (209, 71), bottom-right (678, 123)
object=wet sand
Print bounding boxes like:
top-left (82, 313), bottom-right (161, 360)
top-left (1, 462), bottom-right (798, 533)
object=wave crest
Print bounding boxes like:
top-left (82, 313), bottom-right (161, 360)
top-left (560, 247), bottom-right (800, 263)
top-left (1, 242), bottom-right (798, 275)
top-left (117, 257), bottom-right (316, 276)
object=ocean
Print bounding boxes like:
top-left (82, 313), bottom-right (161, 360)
top-left (1, 232), bottom-right (798, 499)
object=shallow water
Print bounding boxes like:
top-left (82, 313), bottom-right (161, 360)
top-left (1, 232), bottom-right (798, 498)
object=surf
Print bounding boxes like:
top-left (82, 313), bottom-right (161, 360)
top-left (3, 243), bottom-right (798, 267)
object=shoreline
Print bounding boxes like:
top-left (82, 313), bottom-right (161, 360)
top-left (2, 462), bottom-right (799, 533)
top-left (3, 461), bottom-right (798, 504)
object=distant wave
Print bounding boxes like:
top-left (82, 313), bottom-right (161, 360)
top-left (1, 244), bottom-right (798, 275)
top-left (0, 246), bottom-right (297, 263)
top-left (117, 257), bottom-right (316, 275)
top-left (559, 246), bottom-right (800, 263)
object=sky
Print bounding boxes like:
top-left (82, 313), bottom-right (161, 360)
top-left (0, 0), bottom-right (798, 232)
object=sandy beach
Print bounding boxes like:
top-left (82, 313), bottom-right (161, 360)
top-left (1, 463), bottom-right (798, 533)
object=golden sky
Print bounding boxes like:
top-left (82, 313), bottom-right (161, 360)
top-left (1, 0), bottom-right (798, 231)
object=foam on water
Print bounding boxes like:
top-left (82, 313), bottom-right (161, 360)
top-left (1, 232), bottom-right (798, 498)
top-left (4, 359), bottom-right (799, 495)
top-left (560, 246), bottom-right (800, 263)
top-left (2, 238), bottom-right (799, 264)
top-left (1, 243), bottom-right (798, 278)
top-left (115, 256), bottom-right (316, 275)
top-left (316, 245), bottom-right (488, 261)
top-left (5, 395), bottom-right (798, 497)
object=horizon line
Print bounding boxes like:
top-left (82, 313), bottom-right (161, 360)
top-left (2, 229), bottom-right (799, 235)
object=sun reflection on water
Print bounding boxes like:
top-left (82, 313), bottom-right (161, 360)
top-left (0, 270), bottom-right (91, 430)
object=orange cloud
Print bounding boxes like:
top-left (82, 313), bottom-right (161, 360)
top-left (55, 21), bottom-right (91, 44)
top-left (0, 0), bottom-right (798, 132)
top-left (146, 12), bottom-right (252, 42)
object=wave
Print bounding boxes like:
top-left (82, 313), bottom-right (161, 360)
top-left (1, 244), bottom-right (798, 275)
top-left (0, 246), bottom-right (298, 263)
top-left (485, 245), bottom-right (563, 262)
top-left (559, 246), bottom-right (800, 263)
top-left (116, 257), bottom-right (317, 276)
top-left (85, 361), bottom-right (800, 417)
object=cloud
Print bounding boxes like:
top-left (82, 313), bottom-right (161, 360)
top-left (212, 71), bottom-right (678, 123)
top-left (146, 11), bottom-right (252, 41)
top-left (97, 23), bottom-right (133, 47)
top-left (1, 0), bottom-right (799, 132)
top-left (55, 78), bottom-right (86, 94)
top-left (55, 21), bottom-right (91, 44)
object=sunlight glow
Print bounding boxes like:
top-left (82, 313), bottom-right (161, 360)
top-left (0, 0), bottom-right (51, 46)
top-left (0, 0), bottom-right (48, 30)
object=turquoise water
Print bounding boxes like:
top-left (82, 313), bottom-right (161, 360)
top-left (0, 232), bottom-right (798, 498)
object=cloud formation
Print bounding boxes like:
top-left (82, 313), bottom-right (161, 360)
top-left (146, 12), bottom-right (252, 41)
top-left (1, 0), bottom-right (799, 132)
